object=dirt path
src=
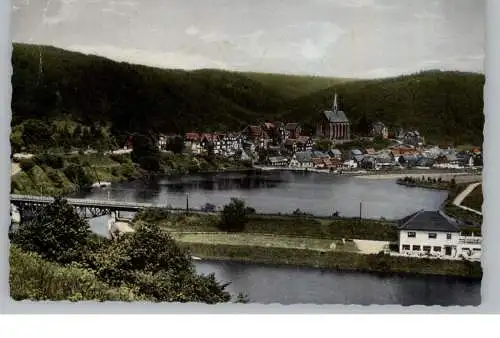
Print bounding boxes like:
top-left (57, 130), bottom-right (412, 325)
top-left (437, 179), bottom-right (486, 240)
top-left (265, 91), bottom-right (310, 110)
top-left (352, 239), bottom-right (390, 254)
top-left (11, 163), bottom-right (21, 176)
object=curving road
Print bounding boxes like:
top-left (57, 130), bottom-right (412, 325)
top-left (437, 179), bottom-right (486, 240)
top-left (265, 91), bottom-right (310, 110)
top-left (452, 182), bottom-right (482, 215)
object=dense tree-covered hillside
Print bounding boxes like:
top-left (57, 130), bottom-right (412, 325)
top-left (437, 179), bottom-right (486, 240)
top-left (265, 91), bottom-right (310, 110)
top-left (285, 71), bottom-right (485, 145)
top-left (241, 71), bottom-right (355, 99)
top-left (11, 43), bottom-right (485, 146)
top-left (11, 44), bottom-right (287, 139)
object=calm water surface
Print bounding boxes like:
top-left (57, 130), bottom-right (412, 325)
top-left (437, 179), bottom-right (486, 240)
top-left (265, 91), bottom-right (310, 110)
top-left (76, 171), bottom-right (479, 306)
top-left (76, 171), bottom-right (448, 219)
top-left (194, 260), bottom-right (480, 306)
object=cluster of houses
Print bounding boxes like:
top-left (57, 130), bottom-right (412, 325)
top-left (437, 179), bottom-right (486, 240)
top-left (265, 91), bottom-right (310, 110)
top-left (154, 93), bottom-right (482, 172)
top-left (156, 122), bottom-right (482, 172)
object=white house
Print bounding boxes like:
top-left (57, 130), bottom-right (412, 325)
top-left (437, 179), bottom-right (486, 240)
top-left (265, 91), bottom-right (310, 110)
top-left (398, 210), bottom-right (481, 261)
top-left (289, 151), bottom-right (313, 168)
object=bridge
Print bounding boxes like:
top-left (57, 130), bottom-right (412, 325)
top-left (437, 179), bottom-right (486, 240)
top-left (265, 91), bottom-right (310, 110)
top-left (10, 194), bottom-right (190, 220)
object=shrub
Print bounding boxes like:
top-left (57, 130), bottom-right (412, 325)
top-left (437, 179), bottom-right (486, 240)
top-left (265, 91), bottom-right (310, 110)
top-left (110, 154), bottom-right (131, 164)
top-left (9, 245), bottom-right (146, 302)
top-left (19, 158), bottom-right (35, 172)
top-left (201, 203), bottom-right (217, 212)
top-left (10, 197), bottom-right (93, 264)
top-left (92, 223), bottom-right (231, 303)
top-left (120, 162), bottom-right (137, 179)
top-left (34, 153), bottom-right (65, 169)
top-left (219, 198), bottom-right (249, 232)
top-left (64, 163), bottom-right (93, 188)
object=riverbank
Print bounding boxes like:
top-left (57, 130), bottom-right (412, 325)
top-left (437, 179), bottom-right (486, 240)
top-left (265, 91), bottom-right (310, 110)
top-left (10, 152), bottom-right (253, 196)
top-left (181, 242), bottom-right (482, 279)
top-left (136, 211), bottom-right (400, 242)
top-left (134, 211), bottom-right (481, 278)
top-left (255, 165), bottom-right (481, 181)
top-left (396, 177), bottom-right (452, 190)
top-left (10, 153), bottom-right (140, 196)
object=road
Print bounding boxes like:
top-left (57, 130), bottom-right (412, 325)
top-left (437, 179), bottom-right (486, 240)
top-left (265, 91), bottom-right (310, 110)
top-left (11, 163), bottom-right (21, 176)
top-left (452, 182), bottom-right (482, 215)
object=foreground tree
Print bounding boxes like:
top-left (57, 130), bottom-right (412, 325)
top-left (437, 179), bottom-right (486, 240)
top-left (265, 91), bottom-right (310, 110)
top-left (92, 223), bottom-right (231, 303)
top-left (219, 198), bottom-right (249, 232)
top-left (10, 197), bottom-right (93, 264)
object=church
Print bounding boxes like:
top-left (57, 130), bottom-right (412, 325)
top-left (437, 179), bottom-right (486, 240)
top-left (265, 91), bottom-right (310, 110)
top-left (315, 93), bottom-right (351, 141)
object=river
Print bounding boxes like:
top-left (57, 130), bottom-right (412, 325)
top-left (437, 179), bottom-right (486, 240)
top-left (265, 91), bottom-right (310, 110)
top-left (75, 171), bottom-right (479, 306)
top-left (195, 260), bottom-right (480, 306)
top-left (75, 170), bottom-right (449, 219)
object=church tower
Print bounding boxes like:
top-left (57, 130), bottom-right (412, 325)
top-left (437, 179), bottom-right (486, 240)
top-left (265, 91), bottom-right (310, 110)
top-left (332, 92), bottom-right (338, 112)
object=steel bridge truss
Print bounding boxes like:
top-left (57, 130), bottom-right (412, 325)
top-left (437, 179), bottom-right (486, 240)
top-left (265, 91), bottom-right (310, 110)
top-left (12, 201), bottom-right (118, 222)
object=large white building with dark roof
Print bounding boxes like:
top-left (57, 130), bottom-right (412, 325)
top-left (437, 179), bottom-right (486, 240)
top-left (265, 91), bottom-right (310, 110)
top-left (315, 93), bottom-right (351, 141)
top-left (398, 210), bottom-right (481, 261)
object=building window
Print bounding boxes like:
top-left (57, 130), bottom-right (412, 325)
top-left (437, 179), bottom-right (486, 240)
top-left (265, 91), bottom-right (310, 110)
top-left (412, 245), bottom-right (420, 251)
top-left (428, 233), bottom-right (437, 239)
top-left (402, 245), bottom-right (410, 251)
top-left (433, 246), bottom-right (441, 252)
top-left (446, 233), bottom-right (452, 240)
top-left (423, 246), bottom-right (431, 252)
top-left (407, 232), bottom-right (416, 238)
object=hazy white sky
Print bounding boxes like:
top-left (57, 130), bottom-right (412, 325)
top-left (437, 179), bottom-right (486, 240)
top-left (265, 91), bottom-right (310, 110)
top-left (11, 0), bottom-right (485, 78)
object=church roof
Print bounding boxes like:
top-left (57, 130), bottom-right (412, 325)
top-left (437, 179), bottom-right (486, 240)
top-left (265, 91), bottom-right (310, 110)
top-left (322, 110), bottom-right (349, 123)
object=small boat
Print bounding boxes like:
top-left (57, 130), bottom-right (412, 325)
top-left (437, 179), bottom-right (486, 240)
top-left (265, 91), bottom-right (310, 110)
top-left (191, 256), bottom-right (202, 261)
top-left (91, 181), bottom-right (111, 188)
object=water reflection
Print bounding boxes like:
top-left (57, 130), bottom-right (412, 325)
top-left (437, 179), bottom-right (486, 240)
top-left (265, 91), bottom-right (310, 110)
top-left (195, 260), bottom-right (480, 306)
top-left (74, 171), bottom-right (448, 218)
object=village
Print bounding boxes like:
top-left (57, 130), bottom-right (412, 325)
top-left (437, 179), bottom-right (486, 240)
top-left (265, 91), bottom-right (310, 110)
top-left (154, 94), bottom-right (483, 174)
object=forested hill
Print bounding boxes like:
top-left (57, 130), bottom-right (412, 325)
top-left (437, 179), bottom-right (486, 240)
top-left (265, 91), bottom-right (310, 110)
top-left (11, 43), bottom-right (484, 145)
top-left (285, 71), bottom-right (485, 145)
top-left (11, 43), bottom-right (293, 136)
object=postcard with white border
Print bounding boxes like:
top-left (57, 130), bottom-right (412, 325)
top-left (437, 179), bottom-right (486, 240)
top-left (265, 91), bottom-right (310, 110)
top-left (9, 0), bottom-right (484, 306)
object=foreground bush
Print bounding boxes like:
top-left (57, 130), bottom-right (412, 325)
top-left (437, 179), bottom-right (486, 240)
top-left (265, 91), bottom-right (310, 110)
top-left (10, 197), bottom-right (93, 264)
top-left (9, 245), bottom-right (146, 302)
top-left (219, 198), bottom-right (249, 232)
top-left (92, 223), bottom-right (231, 303)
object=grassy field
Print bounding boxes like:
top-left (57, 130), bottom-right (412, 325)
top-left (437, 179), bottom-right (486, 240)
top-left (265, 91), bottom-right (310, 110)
top-left (462, 183), bottom-right (483, 212)
top-left (182, 243), bottom-right (482, 279)
top-left (172, 232), bottom-right (359, 253)
top-left (443, 184), bottom-right (483, 226)
top-left (137, 211), bottom-right (399, 242)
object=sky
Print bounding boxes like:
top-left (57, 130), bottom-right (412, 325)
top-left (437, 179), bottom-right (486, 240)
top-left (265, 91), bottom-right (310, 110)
top-left (11, 0), bottom-right (485, 78)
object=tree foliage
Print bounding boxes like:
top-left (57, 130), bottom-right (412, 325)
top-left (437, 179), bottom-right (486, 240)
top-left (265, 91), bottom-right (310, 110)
top-left (131, 133), bottom-right (161, 171)
top-left (313, 139), bottom-right (332, 152)
top-left (9, 245), bottom-right (146, 302)
top-left (92, 223), bottom-right (231, 303)
top-left (219, 198), bottom-right (249, 232)
top-left (11, 44), bottom-right (484, 148)
top-left (285, 70), bottom-right (484, 145)
top-left (10, 197), bottom-right (93, 264)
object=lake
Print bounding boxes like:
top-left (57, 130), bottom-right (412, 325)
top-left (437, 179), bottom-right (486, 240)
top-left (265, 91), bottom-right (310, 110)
top-left (77, 171), bottom-right (479, 306)
top-left (76, 170), bottom-right (449, 219)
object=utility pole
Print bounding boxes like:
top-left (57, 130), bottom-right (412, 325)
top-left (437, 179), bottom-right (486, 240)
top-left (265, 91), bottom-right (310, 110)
top-left (186, 193), bottom-right (189, 215)
top-left (359, 202), bottom-right (362, 219)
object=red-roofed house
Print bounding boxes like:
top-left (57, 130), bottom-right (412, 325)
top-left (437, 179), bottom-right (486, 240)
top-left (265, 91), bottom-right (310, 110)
top-left (184, 132), bottom-right (202, 154)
